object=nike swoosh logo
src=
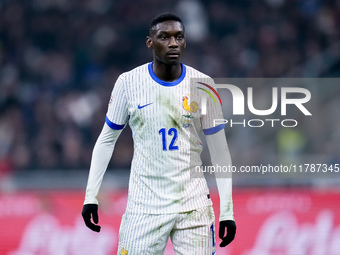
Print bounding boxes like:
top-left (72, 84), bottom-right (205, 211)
top-left (138, 103), bottom-right (153, 109)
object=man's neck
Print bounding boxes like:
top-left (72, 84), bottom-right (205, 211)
top-left (152, 61), bottom-right (182, 82)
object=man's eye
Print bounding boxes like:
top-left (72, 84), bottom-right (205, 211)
top-left (177, 35), bottom-right (184, 40)
top-left (161, 36), bottom-right (168, 40)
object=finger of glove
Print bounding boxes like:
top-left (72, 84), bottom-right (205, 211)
top-left (220, 232), bottom-right (235, 247)
top-left (226, 222), bottom-right (236, 239)
top-left (82, 210), bottom-right (91, 224)
top-left (219, 223), bottom-right (226, 239)
top-left (82, 210), bottom-right (100, 232)
top-left (92, 210), bottom-right (99, 224)
top-left (220, 238), bottom-right (231, 247)
top-left (85, 221), bottom-right (101, 232)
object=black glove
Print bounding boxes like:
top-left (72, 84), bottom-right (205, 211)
top-left (82, 204), bottom-right (101, 232)
top-left (219, 220), bottom-right (236, 247)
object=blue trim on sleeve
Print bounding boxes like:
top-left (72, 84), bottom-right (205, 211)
top-left (105, 116), bottom-right (125, 130)
top-left (203, 124), bottom-right (225, 135)
top-left (148, 62), bottom-right (186, 87)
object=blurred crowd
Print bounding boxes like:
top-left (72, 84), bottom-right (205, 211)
top-left (0, 0), bottom-right (339, 173)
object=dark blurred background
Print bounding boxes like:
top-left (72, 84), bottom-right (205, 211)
top-left (0, 0), bottom-right (339, 176)
top-left (1, 1), bottom-right (340, 254)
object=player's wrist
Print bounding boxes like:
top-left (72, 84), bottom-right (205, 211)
top-left (83, 198), bottom-right (99, 205)
top-left (219, 213), bottom-right (235, 222)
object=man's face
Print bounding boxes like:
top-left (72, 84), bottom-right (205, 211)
top-left (146, 20), bottom-right (186, 65)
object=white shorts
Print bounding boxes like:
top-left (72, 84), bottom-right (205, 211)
top-left (117, 206), bottom-right (216, 255)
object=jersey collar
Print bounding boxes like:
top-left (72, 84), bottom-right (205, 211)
top-left (148, 62), bottom-right (186, 87)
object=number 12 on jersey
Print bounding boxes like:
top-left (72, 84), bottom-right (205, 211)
top-left (159, 128), bottom-right (179, 151)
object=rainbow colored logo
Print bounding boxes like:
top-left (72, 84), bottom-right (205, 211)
top-left (196, 82), bottom-right (222, 106)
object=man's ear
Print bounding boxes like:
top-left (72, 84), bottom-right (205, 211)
top-left (146, 36), bottom-right (153, 49)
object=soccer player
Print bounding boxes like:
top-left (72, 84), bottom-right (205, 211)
top-left (82, 13), bottom-right (236, 254)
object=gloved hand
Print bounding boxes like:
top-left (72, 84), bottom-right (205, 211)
top-left (219, 220), bottom-right (236, 247)
top-left (82, 204), bottom-right (101, 232)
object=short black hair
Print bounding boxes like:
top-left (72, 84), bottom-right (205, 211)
top-left (149, 13), bottom-right (184, 35)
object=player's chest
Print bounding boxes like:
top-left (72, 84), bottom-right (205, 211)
top-left (127, 85), bottom-right (201, 128)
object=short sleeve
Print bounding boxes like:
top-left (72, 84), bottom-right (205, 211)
top-left (105, 75), bottom-right (129, 130)
top-left (199, 80), bottom-right (225, 135)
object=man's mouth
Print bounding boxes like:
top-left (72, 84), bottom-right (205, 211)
top-left (167, 51), bottom-right (180, 57)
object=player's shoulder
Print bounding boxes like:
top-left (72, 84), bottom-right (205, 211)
top-left (184, 64), bottom-right (212, 80)
top-left (183, 64), bottom-right (216, 89)
top-left (119, 63), bottom-right (150, 79)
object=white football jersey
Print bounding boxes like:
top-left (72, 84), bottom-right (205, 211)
top-left (106, 62), bottom-right (224, 214)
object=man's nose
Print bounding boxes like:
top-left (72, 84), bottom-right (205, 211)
top-left (169, 36), bottom-right (178, 47)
